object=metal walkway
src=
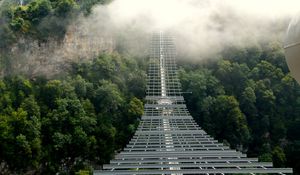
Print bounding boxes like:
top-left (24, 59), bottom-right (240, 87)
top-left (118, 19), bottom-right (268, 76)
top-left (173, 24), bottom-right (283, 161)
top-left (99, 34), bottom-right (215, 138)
top-left (94, 32), bottom-right (293, 175)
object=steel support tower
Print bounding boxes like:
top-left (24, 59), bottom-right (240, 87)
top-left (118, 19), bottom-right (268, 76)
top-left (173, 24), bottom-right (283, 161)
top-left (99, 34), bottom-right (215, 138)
top-left (94, 32), bottom-right (293, 175)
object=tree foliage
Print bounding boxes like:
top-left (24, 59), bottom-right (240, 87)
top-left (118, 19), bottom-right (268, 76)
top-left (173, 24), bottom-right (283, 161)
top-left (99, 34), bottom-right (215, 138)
top-left (0, 53), bottom-right (145, 174)
top-left (179, 42), bottom-right (300, 174)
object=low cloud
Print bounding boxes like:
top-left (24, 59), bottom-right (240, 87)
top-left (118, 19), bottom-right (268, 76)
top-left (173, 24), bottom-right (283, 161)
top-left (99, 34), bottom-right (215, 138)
top-left (82, 0), bottom-right (300, 58)
top-left (3, 0), bottom-right (300, 77)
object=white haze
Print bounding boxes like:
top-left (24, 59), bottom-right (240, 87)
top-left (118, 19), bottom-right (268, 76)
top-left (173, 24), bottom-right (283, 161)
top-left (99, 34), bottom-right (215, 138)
top-left (79, 0), bottom-right (300, 59)
top-left (3, 0), bottom-right (300, 77)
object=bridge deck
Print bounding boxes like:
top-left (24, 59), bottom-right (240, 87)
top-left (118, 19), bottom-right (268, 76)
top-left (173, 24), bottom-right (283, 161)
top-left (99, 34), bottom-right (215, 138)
top-left (94, 32), bottom-right (293, 175)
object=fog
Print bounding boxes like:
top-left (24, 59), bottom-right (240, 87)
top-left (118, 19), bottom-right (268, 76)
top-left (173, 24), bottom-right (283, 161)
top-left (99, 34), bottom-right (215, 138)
top-left (82, 0), bottom-right (300, 58)
top-left (2, 0), bottom-right (300, 77)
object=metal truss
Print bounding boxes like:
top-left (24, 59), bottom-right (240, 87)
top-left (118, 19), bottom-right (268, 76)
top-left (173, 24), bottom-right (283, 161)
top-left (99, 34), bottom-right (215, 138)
top-left (94, 32), bottom-right (293, 175)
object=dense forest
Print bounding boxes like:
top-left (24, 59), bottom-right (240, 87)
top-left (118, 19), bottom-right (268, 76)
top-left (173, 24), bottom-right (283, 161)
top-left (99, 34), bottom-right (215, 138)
top-left (0, 0), bottom-right (300, 174)
top-left (179, 43), bottom-right (300, 174)
top-left (0, 53), bottom-right (146, 174)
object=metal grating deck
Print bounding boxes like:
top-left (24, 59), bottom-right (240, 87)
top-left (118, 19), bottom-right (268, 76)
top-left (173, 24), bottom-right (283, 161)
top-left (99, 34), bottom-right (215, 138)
top-left (94, 32), bottom-right (293, 175)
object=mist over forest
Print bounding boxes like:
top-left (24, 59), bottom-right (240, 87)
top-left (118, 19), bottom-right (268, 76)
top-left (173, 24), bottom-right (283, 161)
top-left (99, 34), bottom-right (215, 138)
top-left (0, 0), bottom-right (300, 174)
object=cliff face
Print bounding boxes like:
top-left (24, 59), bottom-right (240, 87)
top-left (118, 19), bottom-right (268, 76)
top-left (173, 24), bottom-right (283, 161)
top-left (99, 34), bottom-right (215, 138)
top-left (5, 22), bottom-right (115, 78)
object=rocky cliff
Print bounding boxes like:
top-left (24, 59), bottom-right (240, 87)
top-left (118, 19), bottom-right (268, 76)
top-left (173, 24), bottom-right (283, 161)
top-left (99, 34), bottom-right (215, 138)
top-left (5, 21), bottom-right (115, 78)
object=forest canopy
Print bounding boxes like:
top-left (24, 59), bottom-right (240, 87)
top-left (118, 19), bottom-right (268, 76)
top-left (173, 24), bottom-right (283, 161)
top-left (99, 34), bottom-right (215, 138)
top-left (0, 53), bottom-right (146, 174)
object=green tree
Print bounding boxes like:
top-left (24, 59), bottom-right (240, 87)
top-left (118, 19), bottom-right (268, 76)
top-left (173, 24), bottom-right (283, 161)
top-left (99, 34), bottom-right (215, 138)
top-left (272, 146), bottom-right (287, 167)
top-left (40, 80), bottom-right (63, 108)
top-left (0, 108), bottom-right (41, 173)
top-left (53, 0), bottom-right (77, 17)
top-left (127, 97), bottom-right (143, 122)
top-left (95, 115), bottom-right (116, 164)
top-left (179, 68), bottom-right (224, 123)
top-left (207, 95), bottom-right (250, 148)
top-left (42, 97), bottom-right (96, 173)
top-left (93, 80), bottom-right (124, 114)
top-left (27, 0), bottom-right (51, 23)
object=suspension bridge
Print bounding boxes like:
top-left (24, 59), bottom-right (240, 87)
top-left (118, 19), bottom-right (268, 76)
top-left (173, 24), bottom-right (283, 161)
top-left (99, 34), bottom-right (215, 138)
top-left (94, 32), bottom-right (293, 175)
